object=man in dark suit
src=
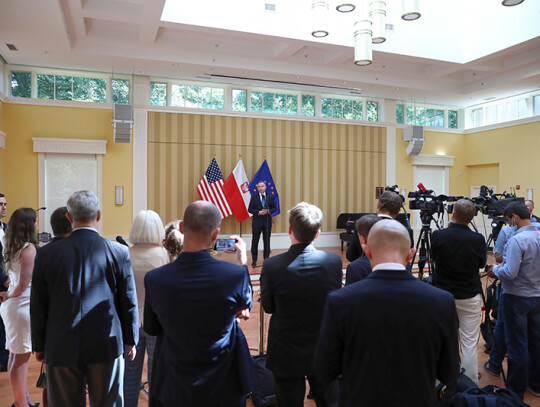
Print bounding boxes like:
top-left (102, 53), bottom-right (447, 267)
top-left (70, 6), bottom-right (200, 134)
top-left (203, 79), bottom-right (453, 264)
top-left (345, 214), bottom-right (380, 285)
top-left (0, 193), bottom-right (9, 371)
top-left (315, 220), bottom-right (459, 407)
top-left (248, 181), bottom-right (277, 267)
top-left (49, 206), bottom-right (72, 242)
top-left (431, 199), bottom-right (486, 384)
top-left (144, 200), bottom-right (253, 407)
top-left (31, 190), bottom-right (138, 406)
top-left (261, 202), bottom-right (343, 407)
top-left (346, 191), bottom-right (413, 262)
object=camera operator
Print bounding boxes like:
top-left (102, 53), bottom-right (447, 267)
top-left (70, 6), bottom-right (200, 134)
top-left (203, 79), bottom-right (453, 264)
top-left (486, 202), bottom-right (540, 399)
top-left (346, 191), bottom-right (413, 262)
top-left (431, 199), bottom-right (486, 384)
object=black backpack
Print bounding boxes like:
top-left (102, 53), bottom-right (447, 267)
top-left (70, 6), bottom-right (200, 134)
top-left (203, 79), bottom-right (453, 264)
top-left (452, 385), bottom-right (528, 407)
top-left (250, 354), bottom-right (277, 407)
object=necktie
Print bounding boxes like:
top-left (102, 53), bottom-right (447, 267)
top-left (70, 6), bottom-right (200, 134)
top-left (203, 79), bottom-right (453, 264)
top-left (261, 195), bottom-right (266, 208)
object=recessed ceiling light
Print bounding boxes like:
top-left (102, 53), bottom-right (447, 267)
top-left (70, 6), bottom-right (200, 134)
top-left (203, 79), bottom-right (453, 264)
top-left (502, 0), bottom-right (524, 6)
top-left (243, 70), bottom-right (248, 74)
top-left (172, 63), bottom-right (179, 67)
top-left (138, 70), bottom-right (145, 74)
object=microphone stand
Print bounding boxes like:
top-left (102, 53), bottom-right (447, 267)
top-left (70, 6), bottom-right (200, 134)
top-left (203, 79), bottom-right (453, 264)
top-left (263, 197), bottom-right (271, 260)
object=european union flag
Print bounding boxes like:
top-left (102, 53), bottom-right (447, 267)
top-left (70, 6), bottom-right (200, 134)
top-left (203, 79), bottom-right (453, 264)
top-left (249, 160), bottom-right (280, 217)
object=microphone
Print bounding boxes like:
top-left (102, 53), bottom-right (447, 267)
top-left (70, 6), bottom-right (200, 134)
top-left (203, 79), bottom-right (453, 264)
top-left (417, 183), bottom-right (427, 193)
top-left (116, 236), bottom-right (129, 247)
top-left (36, 207), bottom-right (46, 211)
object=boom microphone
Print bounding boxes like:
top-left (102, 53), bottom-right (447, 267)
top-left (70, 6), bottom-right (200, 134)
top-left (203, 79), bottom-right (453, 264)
top-left (36, 207), bottom-right (46, 211)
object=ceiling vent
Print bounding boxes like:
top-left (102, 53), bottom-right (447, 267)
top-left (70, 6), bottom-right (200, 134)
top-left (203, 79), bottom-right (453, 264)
top-left (6, 43), bottom-right (17, 51)
top-left (265, 3), bottom-right (276, 12)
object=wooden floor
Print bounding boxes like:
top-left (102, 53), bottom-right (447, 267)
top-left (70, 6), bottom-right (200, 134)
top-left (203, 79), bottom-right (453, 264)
top-left (1, 246), bottom-right (539, 406)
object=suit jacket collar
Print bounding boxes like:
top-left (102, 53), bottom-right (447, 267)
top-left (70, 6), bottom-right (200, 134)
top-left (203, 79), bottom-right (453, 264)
top-left (367, 268), bottom-right (415, 281)
top-left (448, 223), bottom-right (469, 230)
top-left (70, 228), bottom-right (100, 237)
top-left (287, 242), bottom-right (314, 255)
top-left (176, 250), bottom-right (213, 261)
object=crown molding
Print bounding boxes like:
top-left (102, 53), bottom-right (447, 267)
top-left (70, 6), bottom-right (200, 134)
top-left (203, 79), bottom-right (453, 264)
top-left (32, 138), bottom-right (107, 154)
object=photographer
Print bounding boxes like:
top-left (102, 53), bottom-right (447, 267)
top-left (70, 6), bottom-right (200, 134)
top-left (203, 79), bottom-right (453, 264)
top-left (431, 199), bottom-right (486, 384)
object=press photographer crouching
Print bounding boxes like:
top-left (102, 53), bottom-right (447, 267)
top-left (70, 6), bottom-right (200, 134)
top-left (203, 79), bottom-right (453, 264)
top-left (431, 199), bottom-right (487, 384)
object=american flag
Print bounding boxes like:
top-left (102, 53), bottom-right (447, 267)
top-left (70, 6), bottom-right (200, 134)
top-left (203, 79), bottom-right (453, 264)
top-left (197, 158), bottom-right (232, 218)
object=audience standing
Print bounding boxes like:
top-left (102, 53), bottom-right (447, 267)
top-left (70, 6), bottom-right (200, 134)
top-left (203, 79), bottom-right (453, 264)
top-left (162, 220), bottom-right (183, 262)
top-left (260, 202), bottom-right (342, 407)
top-left (124, 210), bottom-right (169, 407)
top-left (431, 199), bottom-right (486, 384)
top-left (0, 192), bottom-right (10, 372)
top-left (0, 208), bottom-right (39, 407)
top-left (345, 214), bottom-right (380, 285)
top-left (315, 219), bottom-right (459, 407)
top-left (487, 202), bottom-right (540, 399)
top-left (144, 201), bottom-right (253, 407)
top-left (31, 190), bottom-right (138, 406)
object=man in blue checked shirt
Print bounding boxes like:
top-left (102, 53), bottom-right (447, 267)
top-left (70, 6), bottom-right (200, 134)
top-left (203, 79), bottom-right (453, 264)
top-left (487, 202), bottom-right (540, 400)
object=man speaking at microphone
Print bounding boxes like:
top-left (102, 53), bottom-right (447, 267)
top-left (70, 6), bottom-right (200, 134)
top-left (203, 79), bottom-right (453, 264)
top-left (248, 181), bottom-right (277, 267)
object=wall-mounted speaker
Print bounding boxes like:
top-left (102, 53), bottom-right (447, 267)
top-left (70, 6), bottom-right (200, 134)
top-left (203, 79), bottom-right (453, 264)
top-left (112, 104), bottom-right (133, 143)
top-left (403, 125), bottom-right (424, 156)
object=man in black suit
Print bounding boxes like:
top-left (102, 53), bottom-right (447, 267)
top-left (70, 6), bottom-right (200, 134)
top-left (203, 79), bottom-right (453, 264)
top-left (315, 220), bottom-right (459, 407)
top-left (345, 214), bottom-right (380, 285)
top-left (261, 202), bottom-right (342, 407)
top-left (31, 190), bottom-right (139, 406)
top-left (0, 193), bottom-right (9, 371)
top-left (346, 191), bottom-right (413, 262)
top-left (431, 199), bottom-right (486, 384)
top-left (248, 181), bottom-right (277, 267)
top-left (49, 206), bottom-right (72, 242)
top-left (144, 201), bottom-right (253, 407)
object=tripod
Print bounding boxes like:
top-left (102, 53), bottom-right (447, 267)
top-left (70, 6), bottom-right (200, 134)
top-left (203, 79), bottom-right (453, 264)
top-left (485, 218), bottom-right (505, 250)
top-left (411, 212), bottom-right (438, 282)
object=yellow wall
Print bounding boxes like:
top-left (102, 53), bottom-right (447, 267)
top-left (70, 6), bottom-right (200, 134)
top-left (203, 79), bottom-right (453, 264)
top-left (2, 103), bottom-right (133, 236)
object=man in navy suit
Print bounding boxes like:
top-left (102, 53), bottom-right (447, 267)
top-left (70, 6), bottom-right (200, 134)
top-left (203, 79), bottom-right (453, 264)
top-left (248, 181), bottom-right (277, 267)
top-left (261, 202), bottom-right (342, 407)
top-left (31, 190), bottom-right (139, 406)
top-left (144, 200), bottom-right (253, 407)
top-left (315, 220), bottom-right (459, 407)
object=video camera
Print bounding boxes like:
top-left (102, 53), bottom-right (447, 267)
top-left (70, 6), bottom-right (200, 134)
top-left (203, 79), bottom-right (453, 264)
top-left (471, 185), bottom-right (524, 217)
top-left (408, 183), bottom-right (450, 216)
top-left (384, 185), bottom-right (405, 202)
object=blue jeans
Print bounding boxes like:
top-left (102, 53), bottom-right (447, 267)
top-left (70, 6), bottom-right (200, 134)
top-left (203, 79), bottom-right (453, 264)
top-left (488, 293), bottom-right (507, 370)
top-left (502, 293), bottom-right (540, 398)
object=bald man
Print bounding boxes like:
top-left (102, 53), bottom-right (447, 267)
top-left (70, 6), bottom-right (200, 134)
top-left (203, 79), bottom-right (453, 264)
top-left (315, 220), bottom-right (459, 407)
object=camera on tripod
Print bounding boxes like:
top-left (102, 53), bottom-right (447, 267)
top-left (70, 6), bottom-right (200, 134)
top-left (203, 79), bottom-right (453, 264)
top-left (408, 183), bottom-right (447, 216)
top-left (471, 185), bottom-right (524, 217)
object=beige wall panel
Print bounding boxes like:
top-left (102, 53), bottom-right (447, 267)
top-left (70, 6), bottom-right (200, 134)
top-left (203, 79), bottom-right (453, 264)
top-left (148, 113), bottom-right (386, 234)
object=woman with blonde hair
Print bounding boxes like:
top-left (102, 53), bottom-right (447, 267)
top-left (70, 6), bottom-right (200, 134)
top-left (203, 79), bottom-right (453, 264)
top-left (123, 210), bottom-right (169, 407)
top-left (0, 208), bottom-right (39, 407)
top-left (163, 220), bottom-right (184, 262)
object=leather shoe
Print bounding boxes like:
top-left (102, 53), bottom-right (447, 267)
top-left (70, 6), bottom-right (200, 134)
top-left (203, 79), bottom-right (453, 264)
top-left (484, 361), bottom-right (501, 377)
top-left (251, 262), bottom-right (257, 267)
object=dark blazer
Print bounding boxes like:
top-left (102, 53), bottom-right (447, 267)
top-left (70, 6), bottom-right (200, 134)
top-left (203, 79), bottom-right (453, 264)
top-left (0, 221), bottom-right (7, 290)
top-left (315, 269), bottom-right (459, 407)
top-left (345, 256), bottom-right (371, 285)
top-left (431, 223), bottom-right (486, 299)
top-left (144, 250), bottom-right (253, 406)
top-left (248, 193), bottom-right (277, 227)
top-left (260, 243), bottom-right (343, 378)
top-left (30, 228), bottom-right (138, 366)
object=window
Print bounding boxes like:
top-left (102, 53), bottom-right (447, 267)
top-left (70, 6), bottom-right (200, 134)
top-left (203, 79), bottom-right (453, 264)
top-left (170, 85), bottom-right (224, 109)
top-left (10, 71), bottom-right (31, 98)
top-left (112, 79), bottom-right (130, 104)
top-left (534, 95), bottom-right (540, 116)
top-left (302, 96), bottom-right (315, 116)
top-left (448, 110), bottom-right (458, 129)
top-left (321, 97), bottom-right (363, 120)
top-left (232, 89), bottom-right (247, 111)
top-left (366, 101), bottom-right (378, 121)
top-left (36, 74), bottom-right (106, 103)
top-left (151, 82), bottom-right (167, 106)
top-left (250, 91), bottom-right (297, 115)
top-left (251, 91), bottom-right (263, 112)
top-left (396, 104), bottom-right (404, 124)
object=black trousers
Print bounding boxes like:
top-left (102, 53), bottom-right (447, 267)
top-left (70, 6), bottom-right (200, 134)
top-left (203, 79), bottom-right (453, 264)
top-left (251, 217), bottom-right (272, 263)
top-left (274, 374), bottom-right (339, 407)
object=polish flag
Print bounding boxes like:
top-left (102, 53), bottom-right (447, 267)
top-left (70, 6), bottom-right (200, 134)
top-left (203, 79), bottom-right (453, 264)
top-left (223, 159), bottom-right (252, 223)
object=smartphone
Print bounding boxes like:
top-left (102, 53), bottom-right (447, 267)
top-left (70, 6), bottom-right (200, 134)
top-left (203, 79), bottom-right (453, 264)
top-left (215, 238), bottom-right (237, 251)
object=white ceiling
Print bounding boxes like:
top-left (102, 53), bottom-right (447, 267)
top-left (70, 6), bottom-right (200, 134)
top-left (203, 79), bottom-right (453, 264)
top-left (1, 0), bottom-right (540, 107)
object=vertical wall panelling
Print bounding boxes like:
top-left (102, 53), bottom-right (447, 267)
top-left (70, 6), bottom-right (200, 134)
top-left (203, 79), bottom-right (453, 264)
top-left (148, 113), bottom-right (386, 234)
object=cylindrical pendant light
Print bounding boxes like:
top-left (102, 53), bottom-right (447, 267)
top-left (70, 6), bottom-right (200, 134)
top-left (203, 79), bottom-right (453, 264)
top-left (502, 0), bottom-right (524, 5)
top-left (370, 1), bottom-right (386, 44)
top-left (354, 19), bottom-right (373, 66)
top-left (312, 0), bottom-right (330, 37)
top-left (336, 2), bottom-right (356, 12)
top-left (402, 0), bottom-right (421, 21)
